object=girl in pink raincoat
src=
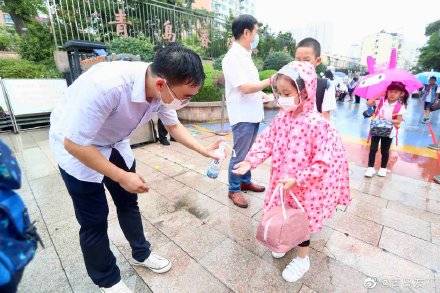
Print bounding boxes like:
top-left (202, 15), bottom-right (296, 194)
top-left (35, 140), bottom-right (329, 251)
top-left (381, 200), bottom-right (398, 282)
top-left (233, 61), bottom-right (351, 283)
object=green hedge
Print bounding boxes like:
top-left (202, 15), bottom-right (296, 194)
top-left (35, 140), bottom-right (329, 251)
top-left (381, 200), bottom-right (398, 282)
top-left (107, 36), bottom-right (155, 61)
top-left (0, 59), bottom-right (62, 79)
top-left (0, 26), bottom-right (20, 52)
top-left (263, 51), bottom-right (293, 70)
top-left (192, 63), bottom-right (223, 102)
top-left (19, 22), bottom-right (54, 63)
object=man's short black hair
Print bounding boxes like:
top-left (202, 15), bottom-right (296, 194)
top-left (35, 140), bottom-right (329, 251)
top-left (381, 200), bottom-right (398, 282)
top-left (151, 43), bottom-right (205, 86)
top-left (232, 14), bottom-right (258, 40)
top-left (430, 76), bottom-right (437, 81)
top-left (297, 37), bottom-right (321, 57)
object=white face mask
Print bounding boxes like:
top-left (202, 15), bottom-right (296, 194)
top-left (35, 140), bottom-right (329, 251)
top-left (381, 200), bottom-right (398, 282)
top-left (251, 34), bottom-right (259, 49)
top-left (278, 96), bottom-right (299, 112)
top-left (159, 83), bottom-right (190, 111)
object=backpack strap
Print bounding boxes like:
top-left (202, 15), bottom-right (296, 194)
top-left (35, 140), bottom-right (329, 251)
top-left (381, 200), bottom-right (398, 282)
top-left (392, 101), bottom-right (403, 145)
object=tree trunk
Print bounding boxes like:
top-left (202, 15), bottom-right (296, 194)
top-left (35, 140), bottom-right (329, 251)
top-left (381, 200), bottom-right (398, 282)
top-left (8, 12), bottom-right (26, 35)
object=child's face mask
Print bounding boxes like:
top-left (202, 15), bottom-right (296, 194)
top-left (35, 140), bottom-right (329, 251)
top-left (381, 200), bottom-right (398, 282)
top-left (273, 75), bottom-right (303, 112)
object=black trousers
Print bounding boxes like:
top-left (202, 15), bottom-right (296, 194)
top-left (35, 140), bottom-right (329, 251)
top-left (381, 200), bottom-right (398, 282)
top-left (368, 136), bottom-right (393, 168)
top-left (157, 119), bottom-right (168, 140)
top-left (59, 149), bottom-right (151, 288)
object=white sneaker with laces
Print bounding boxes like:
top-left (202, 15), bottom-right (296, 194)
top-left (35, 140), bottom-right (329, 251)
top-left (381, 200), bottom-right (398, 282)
top-left (364, 167), bottom-right (376, 178)
top-left (272, 251), bottom-right (286, 259)
top-left (282, 256), bottom-right (310, 283)
top-left (100, 280), bottom-right (132, 293)
top-left (133, 252), bottom-right (172, 273)
top-left (377, 168), bottom-right (387, 177)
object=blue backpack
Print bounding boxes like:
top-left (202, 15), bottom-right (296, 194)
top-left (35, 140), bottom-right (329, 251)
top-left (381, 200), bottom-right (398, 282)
top-left (0, 140), bottom-right (42, 286)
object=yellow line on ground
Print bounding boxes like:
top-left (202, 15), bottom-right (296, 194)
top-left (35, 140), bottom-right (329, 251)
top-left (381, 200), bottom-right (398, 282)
top-left (191, 124), bottom-right (437, 159)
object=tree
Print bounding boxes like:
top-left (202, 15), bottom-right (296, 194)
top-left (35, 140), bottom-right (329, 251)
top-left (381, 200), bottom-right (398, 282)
top-left (1, 0), bottom-right (45, 35)
top-left (416, 19), bottom-right (440, 71)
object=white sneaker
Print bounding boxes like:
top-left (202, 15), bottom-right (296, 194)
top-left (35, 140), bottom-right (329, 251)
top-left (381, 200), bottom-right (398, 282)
top-left (282, 256), bottom-right (310, 283)
top-left (100, 280), bottom-right (132, 293)
top-left (133, 252), bottom-right (172, 273)
top-left (377, 168), bottom-right (387, 177)
top-left (364, 167), bottom-right (376, 178)
top-left (272, 251), bottom-right (286, 259)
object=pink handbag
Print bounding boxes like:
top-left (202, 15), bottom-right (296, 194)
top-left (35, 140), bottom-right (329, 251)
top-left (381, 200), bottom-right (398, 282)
top-left (256, 184), bottom-right (310, 253)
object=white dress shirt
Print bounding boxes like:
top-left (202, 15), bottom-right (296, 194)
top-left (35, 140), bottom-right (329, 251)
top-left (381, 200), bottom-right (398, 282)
top-left (222, 42), bottom-right (264, 126)
top-left (49, 61), bottom-right (178, 183)
top-left (320, 81), bottom-right (337, 112)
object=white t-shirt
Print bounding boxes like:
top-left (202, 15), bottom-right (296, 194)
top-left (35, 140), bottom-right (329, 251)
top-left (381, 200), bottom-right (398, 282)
top-left (375, 99), bottom-right (406, 138)
top-left (222, 42), bottom-right (264, 126)
top-left (319, 80), bottom-right (337, 112)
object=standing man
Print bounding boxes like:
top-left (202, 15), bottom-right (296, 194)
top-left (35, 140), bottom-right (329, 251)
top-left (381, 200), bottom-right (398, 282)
top-left (294, 38), bottom-right (337, 120)
top-left (222, 14), bottom-right (271, 208)
top-left (49, 44), bottom-right (222, 293)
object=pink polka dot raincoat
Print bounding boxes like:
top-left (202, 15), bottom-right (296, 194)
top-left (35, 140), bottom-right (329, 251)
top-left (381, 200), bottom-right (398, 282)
top-left (245, 61), bottom-right (351, 233)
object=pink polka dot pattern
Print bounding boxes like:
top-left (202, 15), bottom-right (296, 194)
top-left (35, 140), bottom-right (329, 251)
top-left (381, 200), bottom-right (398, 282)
top-left (245, 61), bottom-right (351, 233)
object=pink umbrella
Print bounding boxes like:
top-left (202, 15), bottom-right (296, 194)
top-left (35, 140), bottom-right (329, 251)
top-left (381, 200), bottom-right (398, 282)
top-left (354, 49), bottom-right (422, 99)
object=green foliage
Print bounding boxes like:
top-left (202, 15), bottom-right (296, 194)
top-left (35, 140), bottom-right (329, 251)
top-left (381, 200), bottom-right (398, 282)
top-left (192, 63), bottom-right (223, 102)
top-left (0, 26), bottom-right (20, 51)
top-left (257, 25), bottom-right (296, 60)
top-left (107, 36), bottom-right (155, 61)
top-left (0, 58), bottom-right (61, 78)
top-left (19, 21), bottom-right (54, 62)
top-left (1, 0), bottom-right (45, 20)
top-left (212, 54), bottom-right (224, 71)
top-left (181, 35), bottom-right (205, 58)
top-left (417, 31), bottom-right (440, 71)
top-left (263, 51), bottom-right (293, 70)
top-left (259, 69), bottom-right (277, 81)
top-left (425, 20), bottom-right (440, 36)
top-left (253, 57), bottom-right (264, 71)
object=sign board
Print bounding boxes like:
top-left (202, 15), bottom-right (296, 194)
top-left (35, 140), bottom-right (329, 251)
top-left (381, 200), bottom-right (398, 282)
top-left (0, 79), bottom-right (67, 116)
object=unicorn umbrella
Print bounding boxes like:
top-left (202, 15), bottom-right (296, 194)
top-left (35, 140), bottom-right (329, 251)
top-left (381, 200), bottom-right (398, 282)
top-left (354, 48), bottom-right (422, 99)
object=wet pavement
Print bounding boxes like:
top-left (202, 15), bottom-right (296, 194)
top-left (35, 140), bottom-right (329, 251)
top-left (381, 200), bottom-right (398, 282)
top-left (2, 120), bottom-right (440, 292)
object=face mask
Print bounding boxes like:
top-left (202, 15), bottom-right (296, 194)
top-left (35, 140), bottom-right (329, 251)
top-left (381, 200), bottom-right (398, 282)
top-left (159, 83), bottom-right (190, 110)
top-left (278, 96), bottom-right (299, 112)
top-left (251, 34), bottom-right (259, 49)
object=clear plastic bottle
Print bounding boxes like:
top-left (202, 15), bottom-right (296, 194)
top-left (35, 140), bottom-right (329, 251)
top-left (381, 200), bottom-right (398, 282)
top-left (206, 142), bottom-right (226, 179)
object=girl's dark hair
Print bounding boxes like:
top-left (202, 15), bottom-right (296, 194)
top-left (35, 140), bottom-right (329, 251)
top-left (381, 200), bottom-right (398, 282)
top-left (386, 81), bottom-right (409, 106)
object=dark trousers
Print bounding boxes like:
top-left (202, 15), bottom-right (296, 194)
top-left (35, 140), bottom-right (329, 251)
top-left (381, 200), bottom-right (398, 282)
top-left (368, 136), bottom-right (393, 168)
top-left (158, 119), bottom-right (168, 140)
top-left (228, 122), bottom-right (260, 192)
top-left (0, 269), bottom-right (24, 293)
top-left (59, 149), bottom-right (151, 288)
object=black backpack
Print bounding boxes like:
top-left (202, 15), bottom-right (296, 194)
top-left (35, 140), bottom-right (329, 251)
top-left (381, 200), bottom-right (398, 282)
top-left (316, 78), bottom-right (329, 113)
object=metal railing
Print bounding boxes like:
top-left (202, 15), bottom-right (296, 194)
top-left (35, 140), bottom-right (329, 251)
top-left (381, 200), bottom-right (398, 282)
top-left (46, 0), bottom-right (228, 58)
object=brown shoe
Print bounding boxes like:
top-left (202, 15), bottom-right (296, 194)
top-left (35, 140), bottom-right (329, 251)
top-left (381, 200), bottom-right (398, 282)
top-left (228, 192), bottom-right (248, 208)
top-left (240, 182), bottom-right (265, 193)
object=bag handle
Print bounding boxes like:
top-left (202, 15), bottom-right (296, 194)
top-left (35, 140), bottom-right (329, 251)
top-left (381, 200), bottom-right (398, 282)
top-left (265, 183), bottom-right (305, 220)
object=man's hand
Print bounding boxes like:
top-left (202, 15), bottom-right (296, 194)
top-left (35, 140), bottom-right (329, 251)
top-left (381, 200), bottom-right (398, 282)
top-left (204, 140), bottom-right (226, 160)
top-left (279, 177), bottom-right (296, 191)
top-left (232, 161), bottom-right (251, 175)
top-left (118, 172), bottom-right (149, 194)
top-left (262, 93), bottom-right (274, 104)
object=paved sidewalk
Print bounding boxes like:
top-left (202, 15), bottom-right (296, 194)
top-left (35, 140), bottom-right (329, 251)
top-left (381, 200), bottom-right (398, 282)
top-left (1, 128), bottom-right (440, 293)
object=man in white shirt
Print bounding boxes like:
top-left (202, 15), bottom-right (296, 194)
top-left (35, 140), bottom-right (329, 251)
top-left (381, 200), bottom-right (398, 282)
top-left (222, 15), bottom-right (271, 208)
top-left (294, 38), bottom-right (337, 120)
top-left (49, 44), bottom-right (221, 292)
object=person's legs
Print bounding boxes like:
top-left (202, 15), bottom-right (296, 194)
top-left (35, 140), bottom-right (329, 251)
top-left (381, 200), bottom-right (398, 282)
top-left (368, 136), bottom-right (380, 167)
top-left (157, 119), bottom-right (170, 145)
top-left (424, 102), bottom-right (431, 121)
top-left (60, 168), bottom-right (120, 288)
top-left (380, 137), bottom-right (393, 168)
top-left (103, 149), bottom-right (151, 263)
top-left (228, 122), bottom-right (259, 192)
top-left (282, 240), bottom-right (310, 282)
top-left (241, 123), bottom-right (260, 184)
